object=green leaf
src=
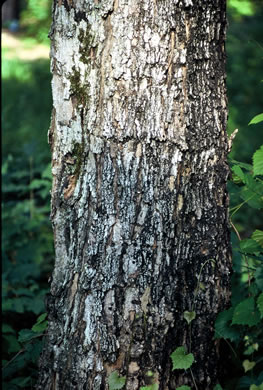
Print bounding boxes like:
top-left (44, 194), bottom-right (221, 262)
top-left (170, 347), bottom-right (194, 370)
top-left (36, 312), bottom-right (47, 323)
top-left (229, 159), bottom-right (252, 171)
top-left (257, 293), bottom-right (263, 318)
top-left (32, 313), bottom-right (48, 332)
top-left (240, 189), bottom-right (263, 210)
top-left (255, 267), bottom-right (263, 291)
top-left (3, 335), bottom-right (21, 353)
top-left (2, 324), bottom-right (16, 334)
top-left (214, 385), bottom-right (223, 390)
top-left (8, 376), bottom-right (31, 387)
top-left (243, 359), bottom-right (256, 372)
top-left (228, 0), bottom-right (254, 16)
top-left (29, 178), bottom-right (49, 190)
top-left (183, 311), bottom-right (196, 324)
top-left (232, 165), bottom-right (245, 183)
top-left (252, 230), bottom-right (263, 248)
top-left (145, 371), bottom-right (154, 377)
top-left (140, 385), bottom-right (159, 390)
top-left (253, 146), bottom-right (263, 176)
top-left (240, 239), bottom-right (261, 254)
top-left (28, 339), bottom-right (43, 363)
top-left (32, 321), bottom-right (48, 333)
top-left (238, 173), bottom-right (263, 209)
top-left (18, 329), bottom-right (37, 343)
top-left (214, 308), bottom-right (240, 341)
top-left (176, 386), bottom-right (191, 390)
top-left (248, 282), bottom-right (260, 297)
top-left (42, 163), bottom-right (52, 180)
top-left (250, 384), bottom-right (263, 390)
top-left (249, 113), bottom-right (263, 125)
top-left (108, 371), bottom-right (126, 390)
top-left (232, 297), bottom-right (261, 327)
top-left (243, 346), bottom-right (254, 356)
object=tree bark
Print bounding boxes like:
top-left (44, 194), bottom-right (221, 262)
top-left (37, 0), bottom-right (231, 389)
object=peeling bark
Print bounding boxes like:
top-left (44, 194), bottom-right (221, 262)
top-left (37, 1), bottom-right (231, 389)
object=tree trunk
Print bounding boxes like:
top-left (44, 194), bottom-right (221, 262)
top-left (37, 0), bottom-right (231, 389)
top-left (2, 0), bottom-right (19, 23)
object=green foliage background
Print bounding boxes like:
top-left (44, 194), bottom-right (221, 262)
top-left (2, 2), bottom-right (53, 387)
top-left (1, 0), bottom-right (263, 389)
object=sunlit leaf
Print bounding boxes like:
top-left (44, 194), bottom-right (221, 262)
top-left (249, 113), bottom-right (263, 125)
top-left (171, 347), bottom-right (194, 370)
top-left (232, 165), bottom-right (245, 183)
top-left (250, 385), bottom-right (263, 390)
top-left (243, 359), bottom-right (256, 373)
top-left (140, 385), bottom-right (159, 390)
top-left (183, 311), bottom-right (196, 324)
top-left (253, 146), bottom-right (263, 176)
top-left (228, 0), bottom-right (255, 17)
top-left (252, 230), bottom-right (263, 248)
top-left (229, 159), bottom-right (252, 171)
top-left (32, 321), bottom-right (48, 333)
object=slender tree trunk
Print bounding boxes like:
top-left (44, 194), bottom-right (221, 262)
top-left (37, 0), bottom-right (231, 389)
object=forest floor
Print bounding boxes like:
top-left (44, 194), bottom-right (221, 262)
top-left (2, 29), bottom-right (50, 60)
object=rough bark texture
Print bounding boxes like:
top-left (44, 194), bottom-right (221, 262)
top-left (37, 0), bottom-right (231, 389)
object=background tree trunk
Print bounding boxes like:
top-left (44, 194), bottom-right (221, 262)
top-left (37, 0), bottom-right (231, 389)
top-left (2, 0), bottom-right (20, 24)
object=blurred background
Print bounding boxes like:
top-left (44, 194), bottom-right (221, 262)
top-left (1, 0), bottom-right (263, 389)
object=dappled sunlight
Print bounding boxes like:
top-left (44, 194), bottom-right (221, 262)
top-left (2, 30), bottom-right (50, 60)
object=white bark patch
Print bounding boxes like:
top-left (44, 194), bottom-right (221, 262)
top-left (69, 273), bottom-right (79, 308)
top-left (104, 290), bottom-right (115, 326)
top-left (90, 135), bottom-right (105, 154)
top-left (84, 151), bottom-right (97, 198)
top-left (177, 194), bottom-right (184, 213)
top-left (169, 176), bottom-right (175, 191)
top-left (199, 148), bottom-right (216, 173)
top-left (83, 294), bottom-right (97, 346)
top-left (170, 149), bottom-right (182, 177)
top-left (52, 75), bottom-right (73, 125)
top-left (140, 286), bottom-right (151, 315)
top-left (112, 219), bottom-right (123, 243)
top-left (128, 361), bottom-right (140, 374)
top-left (124, 288), bottom-right (139, 320)
top-left (50, 212), bottom-right (71, 294)
top-left (151, 32), bottom-right (161, 47)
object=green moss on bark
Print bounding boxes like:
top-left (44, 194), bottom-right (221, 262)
top-left (78, 27), bottom-right (97, 64)
top-left (68, 66), bottom-right (89, 105)
top-left (72, 142), bottom-right (84, 178)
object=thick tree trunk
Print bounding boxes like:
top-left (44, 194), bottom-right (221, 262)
top-left (37, 0), bottom-right (231, 389)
